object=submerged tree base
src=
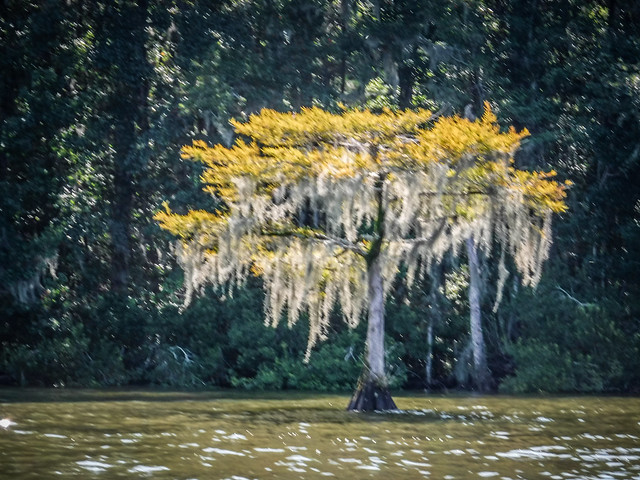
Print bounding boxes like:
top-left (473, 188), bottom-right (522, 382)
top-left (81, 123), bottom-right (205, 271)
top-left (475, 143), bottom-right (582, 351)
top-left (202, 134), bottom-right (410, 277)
top-left (347, 381), bottom-right (398, 412)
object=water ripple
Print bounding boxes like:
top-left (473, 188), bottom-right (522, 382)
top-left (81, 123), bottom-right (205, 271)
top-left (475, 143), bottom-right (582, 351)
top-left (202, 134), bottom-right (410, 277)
top-left (128, 465), bottom-right (170, 473)
top-left (76, 459), bottom-right (113, 472)
top-left (202, 447), bottom-right (245, 456)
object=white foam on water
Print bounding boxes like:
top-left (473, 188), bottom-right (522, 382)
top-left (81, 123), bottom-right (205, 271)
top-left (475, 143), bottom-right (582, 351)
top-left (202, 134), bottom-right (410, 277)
top-left (0, 418), bottom-right (16, 428)
top-left (401, 459), bottom-right (432, 467)
top-left (77, 460), bottom-right (113, 472)
top-left (286, 455), bottom-right (315, 463)
top-left (578, 451), bottom-right (640, 463)
top-left (202, 447), bottom-right (245, 456)
top-left (446, 449), bottom-right (466, 456)
top-left (535, 416), bottom-right (554, 423)
top-left (286, 446), bottom-right (307, 452)
top-left (128, 465), bottom-right (170, 473)
top-left (497, 446), bottom-right (572, 460)
top-left (581, 433), bottom-right (609, 441)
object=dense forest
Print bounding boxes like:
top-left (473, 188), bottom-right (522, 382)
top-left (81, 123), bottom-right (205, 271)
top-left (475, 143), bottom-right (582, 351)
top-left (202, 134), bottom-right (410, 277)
top-left (1, 0), bottom-right (639, 393)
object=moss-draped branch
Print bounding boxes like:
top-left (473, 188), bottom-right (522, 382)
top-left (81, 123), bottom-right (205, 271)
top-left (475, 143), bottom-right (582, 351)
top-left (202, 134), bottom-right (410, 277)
top-left (155, 104), bottom-right (568, 358)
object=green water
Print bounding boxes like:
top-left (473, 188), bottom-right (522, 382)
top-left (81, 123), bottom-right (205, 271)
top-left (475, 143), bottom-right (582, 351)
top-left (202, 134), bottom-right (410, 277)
top-left (1, 389), bottom-right (639, 479)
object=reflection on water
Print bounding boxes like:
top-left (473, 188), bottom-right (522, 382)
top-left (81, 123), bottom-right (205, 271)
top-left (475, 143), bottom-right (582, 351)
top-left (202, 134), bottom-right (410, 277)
top-left (1, 390), bottom-right (640, 479)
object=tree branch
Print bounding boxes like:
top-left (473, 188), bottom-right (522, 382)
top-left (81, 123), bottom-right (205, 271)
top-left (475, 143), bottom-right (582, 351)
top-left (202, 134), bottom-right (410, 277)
top-left (419, 189), bottom-right (495, 197)
top-left (402, 217), bottom-right (449, 248)
top-left (555, 286), bottom-right (596, 308)
top-left (260, 227), bottom-right (367, 256)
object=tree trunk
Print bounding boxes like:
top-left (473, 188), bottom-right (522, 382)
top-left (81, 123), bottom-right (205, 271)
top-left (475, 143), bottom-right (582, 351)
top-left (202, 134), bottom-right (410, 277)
top-left (398, 61), bottom-right (414, 110)
top-left (102, 0), bottom-right (150, 292)
top-left (339, 0), bottom-right (350, 94)
top-left (425, 318), bottom-right (433, 390)
top-left (347, 257), bottom-right (397, 411)
top-left (466, 237), bottom-right (491, 391)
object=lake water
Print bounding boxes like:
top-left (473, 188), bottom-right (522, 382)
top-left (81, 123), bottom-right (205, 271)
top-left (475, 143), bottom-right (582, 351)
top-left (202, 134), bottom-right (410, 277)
top-left (1, 389), bottom-right (639, 479)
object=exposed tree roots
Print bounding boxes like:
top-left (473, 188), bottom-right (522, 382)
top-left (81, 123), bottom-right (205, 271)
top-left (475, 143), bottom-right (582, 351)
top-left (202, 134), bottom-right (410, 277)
top-left (347, 380), bottom-right (398, 412)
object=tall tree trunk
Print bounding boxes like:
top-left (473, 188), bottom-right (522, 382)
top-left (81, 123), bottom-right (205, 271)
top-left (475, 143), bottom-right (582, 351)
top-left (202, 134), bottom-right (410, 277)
top-left (347, 256), bottom-right (397, 411)
top-left (425, 318), bottom-right (433, 390)
top-left (347, 159), bottom-right (396, 411)
top-left (466, 237), bottom-right (491, 391)
top-left (398, 61), bottom-right (414, 109)
top-left (365, 257), bottom-right (386, 382)
top-left (103, 0), bottom-right (150, 292)
top-left (339, 0), bottom-right (351, 94)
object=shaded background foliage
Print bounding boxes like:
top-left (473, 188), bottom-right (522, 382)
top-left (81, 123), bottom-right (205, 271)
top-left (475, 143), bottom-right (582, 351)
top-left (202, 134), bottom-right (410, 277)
top-left (1, 0), bottom-right (639, 392)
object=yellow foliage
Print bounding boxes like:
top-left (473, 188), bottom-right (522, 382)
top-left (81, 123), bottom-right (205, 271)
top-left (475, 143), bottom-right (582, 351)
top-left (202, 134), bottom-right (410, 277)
top-left (405, 104), bottom-right (529, 165)
top-left (230, 106), bottom-right (434, 146)
top-left (156, 104), bottom-right (569, 354)
top-left (159, 103), bottom-right (568, 242)
top-left (154, 203), bottom-right (227, 248)
top-left (506, 168), bottom-right (568, 213)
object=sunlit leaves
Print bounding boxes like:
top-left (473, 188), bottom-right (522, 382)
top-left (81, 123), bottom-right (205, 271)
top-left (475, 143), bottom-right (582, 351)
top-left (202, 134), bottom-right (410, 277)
top-left (400, 104), bottom-right (529, 167)
top-left (158, 105), bottom-right (568, 358)
top-left (155, 203), bottom-right (227, 246)
top-left (230, 106), bottom-right (435, 146)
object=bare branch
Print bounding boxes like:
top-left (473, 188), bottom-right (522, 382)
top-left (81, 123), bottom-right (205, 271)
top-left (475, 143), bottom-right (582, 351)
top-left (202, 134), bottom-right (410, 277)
top-left (555, 286), bottom-right (596, 308)
top-left (261, 227), bottom-right (367, 256)
top-left (419, 190), bottom-right (494, 197)
top-left (402, 217), bottom-right (449, 249)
